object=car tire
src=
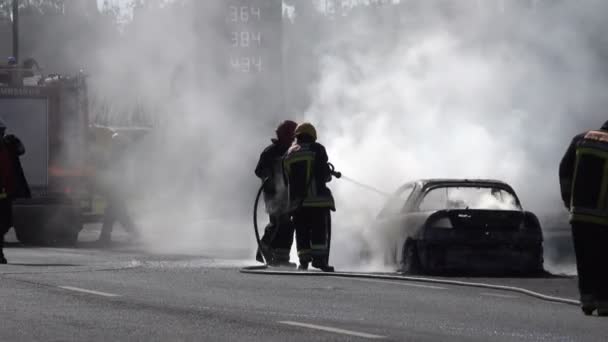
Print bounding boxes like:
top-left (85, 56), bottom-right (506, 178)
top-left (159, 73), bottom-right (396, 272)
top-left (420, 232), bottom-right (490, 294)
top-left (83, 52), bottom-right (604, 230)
top-left (401, 240), bottom-right (422, 274)
top-left (527, 246), bottom-right (545, 275)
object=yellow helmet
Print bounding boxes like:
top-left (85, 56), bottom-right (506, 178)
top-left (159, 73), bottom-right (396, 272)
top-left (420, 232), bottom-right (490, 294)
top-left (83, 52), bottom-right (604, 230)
top-left (295, 122), bottom-right (317, 141)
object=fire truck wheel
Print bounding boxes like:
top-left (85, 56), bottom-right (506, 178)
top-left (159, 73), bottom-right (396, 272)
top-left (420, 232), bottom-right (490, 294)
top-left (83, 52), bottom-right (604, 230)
top-left (14, 226), bottom-right (45, 245)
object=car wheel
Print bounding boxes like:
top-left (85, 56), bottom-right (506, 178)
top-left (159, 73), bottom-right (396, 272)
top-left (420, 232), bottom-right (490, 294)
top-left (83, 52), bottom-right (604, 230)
top-left (401, 240), bottom-right (422, 274)
top-left (528, 247), bottom-right (545, 275)
top-left (582, 307), bottom-right (595, 316)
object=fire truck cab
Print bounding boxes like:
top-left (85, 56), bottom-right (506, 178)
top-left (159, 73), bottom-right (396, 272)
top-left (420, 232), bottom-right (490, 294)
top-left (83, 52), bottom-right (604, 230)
top-left (0, 59), bottom-right (91, 245)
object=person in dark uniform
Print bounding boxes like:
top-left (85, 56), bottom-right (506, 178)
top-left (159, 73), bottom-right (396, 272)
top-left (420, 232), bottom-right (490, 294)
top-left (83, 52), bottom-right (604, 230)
top-left (255, 120), bottom-right (298, 266)
top-left (89, 126), bottom-right (139, 244)
top-left (559, 120), bottom-right (608, 316)
top-left (0, 117), bottom-right (31, 264)
top-left (283, 122), bottom-right (335, 272)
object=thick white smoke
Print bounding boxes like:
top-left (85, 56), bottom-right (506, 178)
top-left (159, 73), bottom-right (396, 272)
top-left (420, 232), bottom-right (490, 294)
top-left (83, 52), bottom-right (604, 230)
top-left (302, 1), bottom-right (608, 271)
top-left (14, 1), bottom-right (607, 272)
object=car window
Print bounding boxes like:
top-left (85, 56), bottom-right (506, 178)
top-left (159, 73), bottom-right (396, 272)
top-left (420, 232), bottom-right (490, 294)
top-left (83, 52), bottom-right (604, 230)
top-left (418, 186), bottom-right (521, 211)
top-left (419, 187), bottom-right (448, 211)
top-left (380, 185), bottom-right (414, 216)
top-left (447, 187), bottom-right (520, 210)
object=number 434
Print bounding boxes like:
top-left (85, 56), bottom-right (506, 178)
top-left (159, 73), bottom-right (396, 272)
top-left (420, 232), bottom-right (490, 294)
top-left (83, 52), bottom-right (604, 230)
top-left (230, 56), bottom-right (263, 73)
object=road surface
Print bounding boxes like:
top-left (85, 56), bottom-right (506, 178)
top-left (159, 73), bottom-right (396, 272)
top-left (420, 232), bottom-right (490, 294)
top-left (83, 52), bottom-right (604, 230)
top-left (1, 228), bottom-right (606, 341)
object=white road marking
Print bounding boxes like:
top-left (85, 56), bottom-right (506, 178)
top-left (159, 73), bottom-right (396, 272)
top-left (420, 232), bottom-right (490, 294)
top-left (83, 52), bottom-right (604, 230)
top-left (58, 286), bottom-right (121, 297)
top-left (278, 321), bottom-right (386, 339)
top-left (335, 277), bottom-right (447, 290)
top-left (480, 292), bottom-right (519, 299)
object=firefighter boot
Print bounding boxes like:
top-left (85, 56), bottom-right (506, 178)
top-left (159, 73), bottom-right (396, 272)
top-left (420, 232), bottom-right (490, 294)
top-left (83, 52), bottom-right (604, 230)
top-left (597, 301), bottom-right (608, 317)
top-left (256, 243), bottom-right (273, 264)
top-left (273, 258), bottom-right (297, 268)
top-left (272, 250), bottom-right (296, 268)
top-left (581, 295), bottom-right (596, 316)
top-left (312, 259), bottom-right (335, 273)
top-left (0, 239), bottom-right (6, 264)
top-left (298, 255), bottom-right (312, 271)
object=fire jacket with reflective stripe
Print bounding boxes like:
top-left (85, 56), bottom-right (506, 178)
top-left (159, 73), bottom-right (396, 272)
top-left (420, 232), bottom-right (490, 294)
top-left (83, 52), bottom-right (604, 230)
top-left (283, 141), bottom-right (335, 212)
top-left (559, 129), bottom-right (608, 225)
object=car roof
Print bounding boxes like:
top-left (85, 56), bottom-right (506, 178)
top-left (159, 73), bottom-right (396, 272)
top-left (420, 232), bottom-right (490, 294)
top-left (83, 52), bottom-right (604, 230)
top-left (412, 178), bottom-right (515, 190)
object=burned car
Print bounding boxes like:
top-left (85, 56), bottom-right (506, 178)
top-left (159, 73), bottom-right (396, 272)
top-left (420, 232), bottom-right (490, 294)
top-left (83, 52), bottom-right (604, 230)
top-left (370, 179), bottom-right (544, 275)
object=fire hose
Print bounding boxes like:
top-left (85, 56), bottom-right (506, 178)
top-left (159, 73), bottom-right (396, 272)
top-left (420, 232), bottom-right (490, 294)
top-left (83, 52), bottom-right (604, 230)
top-left (246, 176), bottom-right (580, 307)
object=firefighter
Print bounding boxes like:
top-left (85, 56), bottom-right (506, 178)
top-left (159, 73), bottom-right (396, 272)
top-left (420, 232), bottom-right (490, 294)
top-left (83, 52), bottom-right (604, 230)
top-left (283, 122), bottom-right (335, 272)
top-left (89, 126), bottom-right (139, 244)
top-left (255, 120), bottom-right (298, 266)
top-left (0, 118), bottom-right (31, 264)
top-left (559, 120), bottom-right (608, 316)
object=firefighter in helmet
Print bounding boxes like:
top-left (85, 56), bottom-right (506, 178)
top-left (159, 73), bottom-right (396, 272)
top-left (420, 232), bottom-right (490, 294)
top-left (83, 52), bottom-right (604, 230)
top-left (559, 120), bottom-right (608, 316)
top-left (254, 120), bottom-right (298, 266)
top-left (0, 117), bottom-right (31, 264)
top-left (283, 122), bottom-right (335, 272)
top-left (89, 125), bottom-right (139, 244)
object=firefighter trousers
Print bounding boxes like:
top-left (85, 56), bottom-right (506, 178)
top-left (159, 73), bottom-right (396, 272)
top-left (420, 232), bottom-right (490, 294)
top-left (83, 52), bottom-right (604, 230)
top-left (571, 222), bottom-right (608, 306)
top-left (100, 193), bottom-right (138, 240)
top-left (257, 213), bottom-right (294, 264)
top-left (293, 207), bottom-right (331, 266)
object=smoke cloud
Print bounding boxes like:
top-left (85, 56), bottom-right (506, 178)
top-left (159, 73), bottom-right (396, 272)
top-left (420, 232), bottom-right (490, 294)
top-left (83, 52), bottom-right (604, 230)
top-left (300, 1), bottom-right (608, 271)
top-left (9, 1), bottom-right (608, 273)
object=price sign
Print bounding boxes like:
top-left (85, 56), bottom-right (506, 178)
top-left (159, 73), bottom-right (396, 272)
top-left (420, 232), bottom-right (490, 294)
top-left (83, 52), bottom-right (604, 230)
top-left (223, 0), bottom-right (282, 75)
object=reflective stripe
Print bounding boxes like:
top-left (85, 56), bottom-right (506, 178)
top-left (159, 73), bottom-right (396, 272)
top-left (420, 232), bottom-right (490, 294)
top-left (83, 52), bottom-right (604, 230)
top-left (302, 198), bottom-right (334, 208)
top-left (571, 213), bottom-right (608, 225)
top-left (576, 147), bottom-right (608, 159)
top-left (298, 249), bottom-right (312, 256)
top-left (572, 206), bottom-right (608, 217)
top-left (0, 192), bottom-right (6, 199)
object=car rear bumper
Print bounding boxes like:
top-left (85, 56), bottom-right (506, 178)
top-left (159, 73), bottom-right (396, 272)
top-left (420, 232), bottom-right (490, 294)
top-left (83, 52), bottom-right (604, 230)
top-left (417, 241), bottom-right (543, 274)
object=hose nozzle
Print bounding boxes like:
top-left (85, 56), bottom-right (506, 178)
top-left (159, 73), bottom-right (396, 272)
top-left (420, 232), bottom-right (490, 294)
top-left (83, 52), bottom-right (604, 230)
top-left (328, 163), bottom-right (342, 179)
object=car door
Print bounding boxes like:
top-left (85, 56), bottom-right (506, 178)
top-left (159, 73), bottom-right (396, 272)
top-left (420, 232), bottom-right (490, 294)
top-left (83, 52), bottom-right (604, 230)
top-left (373, 184), bottom-right (416, 264)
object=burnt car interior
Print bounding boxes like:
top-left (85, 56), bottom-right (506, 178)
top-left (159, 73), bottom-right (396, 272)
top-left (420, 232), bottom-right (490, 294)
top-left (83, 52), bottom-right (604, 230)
top-left (417, 186), bottom-right (523, 212)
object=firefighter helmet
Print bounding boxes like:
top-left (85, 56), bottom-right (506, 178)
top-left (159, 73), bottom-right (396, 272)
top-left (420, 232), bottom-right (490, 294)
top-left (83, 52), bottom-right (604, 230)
top-left (89, 125), bottom-right (115, 146)
top-left (276, 120), bottom-right (297, 142)
top-left (295, 122), bottom-right (317, 141)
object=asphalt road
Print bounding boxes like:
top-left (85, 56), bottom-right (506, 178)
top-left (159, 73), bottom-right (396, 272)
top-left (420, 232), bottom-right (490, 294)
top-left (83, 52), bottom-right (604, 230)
top-left (1, 231), bottom-right (606, 341)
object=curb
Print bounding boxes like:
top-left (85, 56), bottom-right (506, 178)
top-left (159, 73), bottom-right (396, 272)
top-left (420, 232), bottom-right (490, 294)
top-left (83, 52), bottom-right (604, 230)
top-left (240, 266), bottom-right (580, 306)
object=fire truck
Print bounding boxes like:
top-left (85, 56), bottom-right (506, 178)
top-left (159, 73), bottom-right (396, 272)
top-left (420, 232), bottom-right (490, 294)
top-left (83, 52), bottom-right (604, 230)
top-left (0, 60), bottom-right (92, 245)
